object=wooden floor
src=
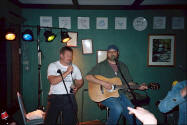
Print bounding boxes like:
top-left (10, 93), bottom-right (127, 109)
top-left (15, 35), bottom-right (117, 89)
top-left (80, 120), bottom-right (105, 125)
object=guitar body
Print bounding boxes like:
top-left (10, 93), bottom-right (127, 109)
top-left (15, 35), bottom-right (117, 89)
top-left (88, 75), bottom-right (122, 102)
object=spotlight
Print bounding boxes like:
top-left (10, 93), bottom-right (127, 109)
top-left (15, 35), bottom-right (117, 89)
top-left (61, 32), bottom-right (71, 43)
top-left (5, 30), bottom-right (16, 41)
top-left (22, 29), bottom-right (34, 41)
top-left (44, 30), bottom-right (56, 42)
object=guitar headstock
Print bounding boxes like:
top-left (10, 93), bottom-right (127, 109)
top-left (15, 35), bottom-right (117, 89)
top-left (148, 82), bottom-right (160, 90)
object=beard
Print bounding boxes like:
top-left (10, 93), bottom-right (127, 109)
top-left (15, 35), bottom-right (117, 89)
top-left (107, 55), bottom-right (117, 61)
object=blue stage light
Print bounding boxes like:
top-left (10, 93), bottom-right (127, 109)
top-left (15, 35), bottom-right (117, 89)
top-left (22, 29), bottom-right (34, 41)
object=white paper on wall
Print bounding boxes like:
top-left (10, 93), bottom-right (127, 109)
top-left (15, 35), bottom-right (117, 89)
top-left (59, 17), bottom-right (71, 29)
top-left (96, 17), bottom-right (108, 29)
top-left (172, 17), bottom-right (184, 29)
top-left (153, 16), bottom-right (166, 29)
top-left (78, 17), bottom-right (90, 29)
top-left (115, 17), bottom-right (127, 29)
top-left (40, 16), bottom-right (52, 27)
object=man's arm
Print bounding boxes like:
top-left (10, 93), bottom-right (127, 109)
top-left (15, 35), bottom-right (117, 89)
top-left (75, 79), bottom-right (84, 89)
top-left (86, 75), bottom-right (112, 90)
top-left (120, 63), bottom-right (147, 90)
top-left (48, 65), bottom-right (73, 85)
top-left (158, 84), bottom-right (186, 113)
top-left (127, 107), bottom-right (157, 125)
top-left (128, 82), bottom-right (148, 90)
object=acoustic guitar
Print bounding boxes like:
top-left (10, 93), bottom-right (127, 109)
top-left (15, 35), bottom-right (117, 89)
top-left (88, 75), bottom-right (160, 102)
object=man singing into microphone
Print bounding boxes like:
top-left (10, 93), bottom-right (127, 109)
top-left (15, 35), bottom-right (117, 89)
top-left (44, 46), bottom-right (84, 125)
top-left (86, 45), bottom-right (147, 125)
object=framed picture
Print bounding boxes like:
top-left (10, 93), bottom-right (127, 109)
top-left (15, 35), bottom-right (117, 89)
top-left (97, 50), bottom-right (107, 63)
top-left (66, 32), bottom-right (78, 47)
top-left (148, 34), bottom-right (176, 67)
top-left (82, 39), bottom-right (93, 54)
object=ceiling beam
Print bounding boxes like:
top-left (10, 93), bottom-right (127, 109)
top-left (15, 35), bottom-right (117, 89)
top-left (132, 0), bottom-right (144, 7)
top-left (72, 0), bottom-right (79, 9)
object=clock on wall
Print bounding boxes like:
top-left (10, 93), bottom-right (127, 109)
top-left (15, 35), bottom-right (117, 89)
top-left (133, 17), bottom-right (148, 31)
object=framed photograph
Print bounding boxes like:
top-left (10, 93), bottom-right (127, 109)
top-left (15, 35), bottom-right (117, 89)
top-left (148, 34), bottom-right (176, 67)
top-left (66, 32), bottom-right (78, 47)
top-left (82, 39), bottom-right (93, 54)
top-left (97, 50), bottom-right (107, 63)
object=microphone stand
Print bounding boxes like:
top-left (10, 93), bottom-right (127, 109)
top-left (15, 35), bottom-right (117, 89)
top-left (115, 59), bottom-right (138, 125)
top-left (57, 70), bottom-right (78, 124)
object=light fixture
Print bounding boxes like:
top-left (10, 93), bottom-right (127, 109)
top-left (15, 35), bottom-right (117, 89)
top-left (44, 30), bottom-right (56, 42)
top-left (5, 30), bottom-right (16, 41)
top-left (22, 29), bottom-right (34, 41)
top-left (61, 31), bottom-right (71, 43)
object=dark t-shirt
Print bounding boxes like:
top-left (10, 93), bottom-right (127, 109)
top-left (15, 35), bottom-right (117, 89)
top-left (87, 59), bottom-right (133, 86)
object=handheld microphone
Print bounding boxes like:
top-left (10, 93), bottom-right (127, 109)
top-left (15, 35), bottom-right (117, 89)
top-left (69, 62), bottom-right (74, 93)
top-left (69, 62), bottom-right (73, 75)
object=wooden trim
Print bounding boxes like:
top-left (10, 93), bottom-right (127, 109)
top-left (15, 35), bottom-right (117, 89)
top-left (9, 0), bottom-right (187, 10)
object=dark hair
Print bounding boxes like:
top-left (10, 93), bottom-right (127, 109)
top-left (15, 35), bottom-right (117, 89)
top-left (60, 46), bottom-right (73, 54)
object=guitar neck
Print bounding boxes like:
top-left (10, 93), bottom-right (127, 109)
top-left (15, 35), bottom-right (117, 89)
top-left (115, 84), bottom-right (140, 90)
top-left (115, 82), bottom-right (160, 90)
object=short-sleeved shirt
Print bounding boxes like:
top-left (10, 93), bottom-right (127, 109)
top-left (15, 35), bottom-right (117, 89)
top-left (87, 59), bottom-right (133, 87)
top-left (47, 60), bottom-right (82, 95)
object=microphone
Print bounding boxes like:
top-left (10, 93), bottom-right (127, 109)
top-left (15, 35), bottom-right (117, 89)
top-left (57, 69), bottom-right (70, 94)
top-left (57, 69), bottom-right (62, 76)
top-left (69, 62), bottom-right (73, 75)
top-left (112, 55), bottom-right (118, 64)
top-left (111, 55), bottom-right (116, 60)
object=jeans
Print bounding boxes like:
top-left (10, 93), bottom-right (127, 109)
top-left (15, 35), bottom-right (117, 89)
top-left (44, 94), bottom-right (78, 125)
top-left (101, 93), bottom-right (141, 125)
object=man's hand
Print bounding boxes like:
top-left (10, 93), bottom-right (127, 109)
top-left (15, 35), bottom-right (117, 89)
top-left (127, 107), bottom-right (157, 125)
top-left (180, 85), bottom-right (187, 97)
top-left (138, 83), bottom-right (148, 90)
top-left (72, 87), bottom-right (78, 94)
top-left (66, 65), bottom-right (73, 74)
top-left (103, 82), bottom-right (112, 90)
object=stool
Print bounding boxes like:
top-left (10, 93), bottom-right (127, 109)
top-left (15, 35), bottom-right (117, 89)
top-left (97, 102), bottom-right (109, 120)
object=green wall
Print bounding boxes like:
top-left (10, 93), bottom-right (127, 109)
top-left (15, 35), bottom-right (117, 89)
top-left (21, 9), bottom-right (187, 124)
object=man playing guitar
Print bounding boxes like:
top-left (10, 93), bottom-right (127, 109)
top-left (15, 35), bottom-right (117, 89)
top-left (86, 45), bottom-right (148, 125)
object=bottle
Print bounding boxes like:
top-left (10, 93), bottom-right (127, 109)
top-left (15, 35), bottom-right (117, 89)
top-left (1, 108), bottom-right (11, 125)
